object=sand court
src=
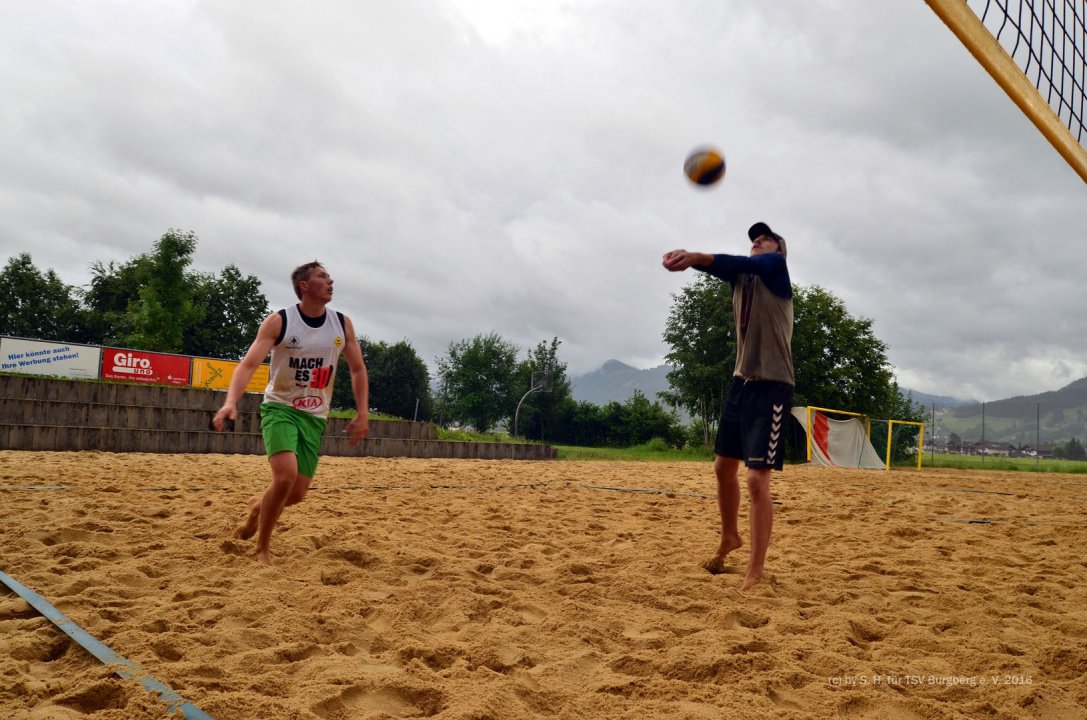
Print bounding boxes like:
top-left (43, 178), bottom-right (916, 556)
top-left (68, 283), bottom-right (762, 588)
top-left (1, 450), bottom-right (1085, 719)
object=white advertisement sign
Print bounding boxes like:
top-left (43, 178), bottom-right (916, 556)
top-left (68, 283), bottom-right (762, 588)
top-left (0, 337), bottom-right (102, 380)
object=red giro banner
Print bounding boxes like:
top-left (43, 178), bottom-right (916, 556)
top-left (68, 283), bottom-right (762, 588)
top-left (101, 348), bottom-right (191, 386)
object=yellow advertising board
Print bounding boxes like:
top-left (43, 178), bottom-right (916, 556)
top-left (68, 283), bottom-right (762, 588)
top-left (190, 358), bottom-right (269, 393)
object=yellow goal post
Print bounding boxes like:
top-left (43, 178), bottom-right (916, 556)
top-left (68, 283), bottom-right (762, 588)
top-left (887, 420), bottom-right (926, 470)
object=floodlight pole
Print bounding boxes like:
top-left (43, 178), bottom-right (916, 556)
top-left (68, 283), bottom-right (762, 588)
top-left (513, 381), bottom-right (545, 437)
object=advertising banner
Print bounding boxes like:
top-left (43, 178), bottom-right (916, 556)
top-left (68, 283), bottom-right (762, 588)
top-left (0, 337), bottom-right (102, 379)
top-left (100, 348), bottom-right (191, 386)
top-left (191, 358), bottom-right (269, 394)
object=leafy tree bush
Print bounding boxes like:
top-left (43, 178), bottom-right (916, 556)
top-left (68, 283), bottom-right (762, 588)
top-left (512, 337), bottom-right (573, 440)
top-left (435, 332), bottom-right (519, 432)
top-left (0, 254), bottom-right (86, 342)
top-left (661, 273), bottom-right (733, 446)
top-left (74, 229), bottom-right (269, 356)
top-left (1054, 436), bottom-right (1086, 460)
top-left (545, 392), bottom-right (684, 448)
top-left (333, 337), bottom-right (432, 419)
top-left (550, 399), bottom-right (609, 447)
top-left (185, 265), bottom-right (270, 360)
top-left (125, 229), bottom-right (201, 352)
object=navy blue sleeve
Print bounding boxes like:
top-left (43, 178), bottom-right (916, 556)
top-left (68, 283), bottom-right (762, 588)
top-left (694, 253), bottom-right (792, 299)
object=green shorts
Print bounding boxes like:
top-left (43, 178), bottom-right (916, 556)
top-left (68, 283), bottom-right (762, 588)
top-left (260, 403), bottom-right (328, 479)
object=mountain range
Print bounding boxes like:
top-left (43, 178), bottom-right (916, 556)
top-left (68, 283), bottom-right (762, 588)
top-left (900, 388), bottom-right (976, 409)
top-left (568, 361), bottom-right (980, 411)
top-left (570, 359), bottom-right (673, 407)
top-left (930, 377), bottom-right (1087, 444)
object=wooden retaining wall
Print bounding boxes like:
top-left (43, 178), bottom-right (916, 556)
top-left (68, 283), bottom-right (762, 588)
top-left (0, 376), bottom-right (556, 460)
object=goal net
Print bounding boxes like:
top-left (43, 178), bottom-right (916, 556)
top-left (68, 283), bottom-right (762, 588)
top-left (925, 0), bottom-right (1087, 182)
top-left (792, 407), bottom-right (886, 469)
top-left (792, 406), bottom-right (926, 470)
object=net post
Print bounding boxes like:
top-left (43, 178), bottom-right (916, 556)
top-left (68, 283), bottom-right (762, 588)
top-left (917, 422), bottom-right (925, 470)
top-left (806, 406), bottom-right (813, 463)
top-left (886, 420), bottom-right (894, 471)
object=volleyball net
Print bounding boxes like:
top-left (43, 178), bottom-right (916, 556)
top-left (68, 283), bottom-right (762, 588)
top-left (925, 0), bottom-right (1087, 182)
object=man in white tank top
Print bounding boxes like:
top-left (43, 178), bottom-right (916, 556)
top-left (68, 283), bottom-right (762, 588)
top-left (212, 262), bottom-right (369, 565)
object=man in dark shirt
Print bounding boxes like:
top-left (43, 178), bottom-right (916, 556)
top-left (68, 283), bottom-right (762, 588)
top-left (663, 222), bottom-right (794, 591)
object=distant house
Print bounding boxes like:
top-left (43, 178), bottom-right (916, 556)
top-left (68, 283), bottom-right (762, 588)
top-left (1016, 443), bottom-right (1055, 459)
top-left (976, 441), bottom-right (1014, 457)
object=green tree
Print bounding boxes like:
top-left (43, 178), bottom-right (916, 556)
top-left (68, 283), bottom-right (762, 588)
top-left (792, 285), bottom-right (908, 420)
top-left (184, 265), bottom-right (270, 359)
top-left (512, 337), bottom-right (573, 439)
top-left (82, 258), bottom-right (146, 346)
top-left (550, 399), bottom-right (609, 446)
top-left (660, 273), bottom-right (735, 445)
top-left (603, 390), bottom-right (684, 447)
top-left (0, 254), bottom-right (86, 341)
top-left (545, 392), bottom-right (683, 448)
top-left (1060, 437), bottom-right (1086, 460)
top-left (333, 337), bottom-right (432, 418)
top-left (80, 231), bottom-right (269, 356)
top-left (126, 229), bottom-right (201, 352)
top-left (436, 332), bottom-right (519, 432)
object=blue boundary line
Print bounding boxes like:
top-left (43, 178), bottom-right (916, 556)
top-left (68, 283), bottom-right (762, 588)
top-left (0, 569), bottom-right (213, 720)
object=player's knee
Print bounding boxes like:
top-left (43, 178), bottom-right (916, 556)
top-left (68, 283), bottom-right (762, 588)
top-left (714, 455), bottom-right (737, 479)
top-left (269, 472), bottom-right (294, 493)
top-left (746, 472), bottom-right (771, 498)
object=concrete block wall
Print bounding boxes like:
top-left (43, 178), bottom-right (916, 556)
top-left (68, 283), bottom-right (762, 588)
top-left (0, 375), bottom-right (556, 460)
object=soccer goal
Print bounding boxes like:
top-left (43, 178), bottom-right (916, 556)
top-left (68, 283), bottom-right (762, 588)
top-left (792, 406), bottom-right (926, 470)
top-left (924, 0), bottom-right (1087, 183)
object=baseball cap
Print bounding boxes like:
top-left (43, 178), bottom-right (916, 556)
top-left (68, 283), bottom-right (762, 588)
top-left (748, 222), bottom-right (774, 241)
top-left (748, 221), bottom-right (786, 257)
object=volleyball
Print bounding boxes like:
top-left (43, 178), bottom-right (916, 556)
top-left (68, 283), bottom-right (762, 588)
top-left (683, 146), bottom-right (726, 186)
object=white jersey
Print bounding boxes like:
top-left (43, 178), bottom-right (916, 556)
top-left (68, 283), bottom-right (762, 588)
top-left (263, 305), bottom-right (346, 419)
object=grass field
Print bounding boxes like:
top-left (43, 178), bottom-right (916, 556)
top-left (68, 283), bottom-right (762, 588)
top-left (917, 452), bottom-right (1087, 474)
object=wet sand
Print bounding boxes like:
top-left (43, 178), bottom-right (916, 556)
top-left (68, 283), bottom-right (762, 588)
top-left (1, 451), bottom-right (1085, 719)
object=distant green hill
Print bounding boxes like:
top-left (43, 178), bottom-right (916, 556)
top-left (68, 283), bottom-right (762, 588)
top-left (934, 377), bottom-right (1087, 445)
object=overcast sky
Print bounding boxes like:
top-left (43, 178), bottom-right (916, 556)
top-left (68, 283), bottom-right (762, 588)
top-left (2, 0), bottom-right (1083, 403)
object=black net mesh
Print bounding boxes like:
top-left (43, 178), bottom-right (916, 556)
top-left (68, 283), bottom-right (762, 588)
top-left (975, 0), bottom-right (1087, 144)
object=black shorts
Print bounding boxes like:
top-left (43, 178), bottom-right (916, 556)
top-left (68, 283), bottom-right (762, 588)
top-left (715, 377), bottom-right (794, 470)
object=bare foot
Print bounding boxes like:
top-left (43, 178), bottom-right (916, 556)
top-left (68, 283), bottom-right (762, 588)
top-left (234, 495), bottom-right (261, 540)
top-left (254, 549), bottom-right (272, 565)
top-left (740, 569), bottom-right (764, 592)
top-left (702, 533), bottom-right (743, 575)
top-left (702, 555), bottom-right (729, 575)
